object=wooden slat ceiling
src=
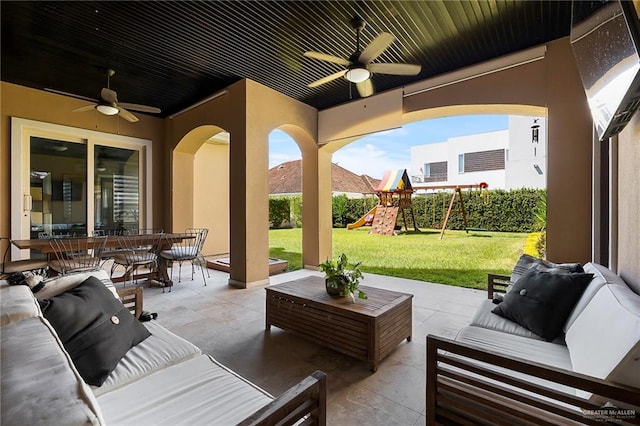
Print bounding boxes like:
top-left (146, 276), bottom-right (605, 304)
top-left (1, 1), bottom-right (572, 117)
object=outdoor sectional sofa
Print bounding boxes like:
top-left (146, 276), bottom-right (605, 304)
top-left (1, 270), bottom-right (326, 425)
top-left (426, 259), bottom-right (640, 425)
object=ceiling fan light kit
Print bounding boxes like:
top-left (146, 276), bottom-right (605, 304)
top-left (96, 104), bottom-right (119, 116)
top-left (345, 67), bottom-right (371, 83)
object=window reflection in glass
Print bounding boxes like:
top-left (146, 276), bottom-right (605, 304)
top-left (94, 146), bottom-right (140, 234)
top-left (29, 137), bottom-right (87, 241)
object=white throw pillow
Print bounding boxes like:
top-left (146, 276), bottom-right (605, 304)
top-left (36, 269), bottom-right (116, 299)
top-left (563, 262), bottom-right (627, 333)
top-left (565, 283), bottom-right (640, 400)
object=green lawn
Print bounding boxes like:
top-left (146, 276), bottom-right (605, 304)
top-left (269, 227), bottom-right (528, 289)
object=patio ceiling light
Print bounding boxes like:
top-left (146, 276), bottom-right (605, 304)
top-left (96, 104), bottom-right (119, 116)
top-left (345, 66), bottom-right (371, 83)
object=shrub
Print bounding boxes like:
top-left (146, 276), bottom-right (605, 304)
top-left (272, 189), bottom-right (546, 233)
top-left (268, 197), bottom-right (291, 229)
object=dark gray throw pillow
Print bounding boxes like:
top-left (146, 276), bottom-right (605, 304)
top-left (492, 269), bottom-right (594, 341)
top-left (39, 276), bottom-right (150, 386)
top-left (509, 254), bottom-right (584, 286)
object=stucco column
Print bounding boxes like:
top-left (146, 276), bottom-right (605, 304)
top-left (228, 125), bottom-right (270, 288)
top-left (317, 147), bottom-right (334, 263)
top-left (544, 39), bottom-right (593, 263)
top-left (301, 146), bottom-right (333, 267)
top-left (171, 151), bottom-right (194, 232)
top-left (301, 147), bottom-right (319, 268)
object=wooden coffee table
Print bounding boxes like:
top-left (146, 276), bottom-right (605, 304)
top-left (265, 276), bottom-right (413, 372)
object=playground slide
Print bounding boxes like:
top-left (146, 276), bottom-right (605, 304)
top-left (347, 206), bottom-right (377, 230)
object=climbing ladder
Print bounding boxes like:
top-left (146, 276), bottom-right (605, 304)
top-left (370, 206), bottom-right (399, 235)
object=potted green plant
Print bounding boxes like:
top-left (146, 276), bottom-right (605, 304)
top-left (319, 253), bottom-right (367, 302)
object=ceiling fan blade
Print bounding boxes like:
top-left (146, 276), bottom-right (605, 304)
top-left (45, 88), bottom-right (99, 103)
top-left (368, 62), bottom-right (422, 76)
top-left (117, 107), bottom-right (139, 123)
top-left (308, 70), bottom-right (347, 88)
top-left (72, 104), bottom-right (98, 113)
top-left (358, 32), bottom-right (396, 64)
top-left (356, 79), bottom-right (375, 98)
top-left (303, 51), bottom-right (350, 66)
top-left (101, 88), bottom-right (118, 103)
top-left (118, 102), bottom-right (161, 114)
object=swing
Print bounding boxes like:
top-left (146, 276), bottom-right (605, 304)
top-left (427, 191), bottom-right (441, 229)
top-left (464, 187), bottom-right (487, 232)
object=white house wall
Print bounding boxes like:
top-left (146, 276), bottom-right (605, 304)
top-left (410, 142), bottom-right (448, 180)
top-left (505, 115), bottom-right (547, 189)
top-left (411, 115), bottom-right (547, 190)
top-left (447, 130), bottom-right (507, 188)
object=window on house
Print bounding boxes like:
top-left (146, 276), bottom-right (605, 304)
top-left (423, 163), bottom-right (431, 177)
top-left (458, 154), bottom-right (464, 173)
top-left (425, 162), bottom-right (447, 182)
top-left (462, 149), bottom-right (505, 172)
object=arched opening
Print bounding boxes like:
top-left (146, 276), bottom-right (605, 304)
top-left (173, 125), bottom-right (230, 258)
top-left (268, 129), bottom-right (302, 270)
top-left (312, 106), bottom-right (549, 288)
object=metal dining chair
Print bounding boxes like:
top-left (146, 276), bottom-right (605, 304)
top-left (93, 228), bottom-right (131, 265)
top-left (1, 237), bottom-right (49, 279)
top-left (111, 231), bottom-right (163, 285)
top-left (159, 228), bottom-right (209, 285)
top-left (48, 236), bottom-right (108, 275)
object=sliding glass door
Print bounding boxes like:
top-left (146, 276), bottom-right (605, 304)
top-left (94, 145), bottom-right (140, 234)
top-left (30, 137), bottom-right (87, 239)
top-left (10, 118), bottom-right (152, 260)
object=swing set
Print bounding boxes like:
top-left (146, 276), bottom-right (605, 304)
top-left (413, 183), bottom-right (489, 239)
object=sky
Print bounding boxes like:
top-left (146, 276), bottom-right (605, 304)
top-left (269, 114), bottom-right (509, 179)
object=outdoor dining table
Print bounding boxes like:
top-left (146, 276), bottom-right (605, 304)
top-left (12, 233), bottom-right (191, 290)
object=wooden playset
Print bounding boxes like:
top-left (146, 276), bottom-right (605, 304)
top-left (348, 169), bottom-right (419, 235)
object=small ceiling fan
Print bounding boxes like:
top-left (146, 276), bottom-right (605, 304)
top-left (46, 69), bottom-right (161, 122)
top-left (304, 16), bottom-right (422, 98)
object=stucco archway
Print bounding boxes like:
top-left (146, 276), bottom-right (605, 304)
top-left (172, 124), bottom-right (230, 257)
top-left (270, 124), bottom-right (327, 269)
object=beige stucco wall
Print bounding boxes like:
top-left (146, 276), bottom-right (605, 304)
top-left (193, 142), bottom-right (230, 256)
top-left (0, 82), bottom-right (166, 240)
top-left (617, 113), bottom-right (640, 292)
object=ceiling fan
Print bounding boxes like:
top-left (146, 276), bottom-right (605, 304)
top-left (46, 69), bottom-right (161, 122)
top-left (304, 16), bottom-right (422, 98)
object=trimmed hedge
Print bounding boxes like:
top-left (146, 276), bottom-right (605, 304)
top-left (270, 189), bottom-right (546, 233)
top-left (409, 189), bottom-right (544, 232)
top-left (269, 197), bottom-right (290, 229)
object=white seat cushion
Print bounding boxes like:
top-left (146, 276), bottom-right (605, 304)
top-left (456, 325), bottom-right (572, 370)
top-left (565, 283), bottom-right (640, 399)
top-left (470, 299), bottom-right (565, 343)
top-left (450, 326), bottom-right (577, 407)
top-left (160, 247), bottom-right (196, 260)
top-left (93, 321), bottom-right (202, 396)
top-left (97, 354), bottom-right (273, 426)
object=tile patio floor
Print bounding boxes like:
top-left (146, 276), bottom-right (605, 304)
top-left (135, 267), bottom-right (486, 426)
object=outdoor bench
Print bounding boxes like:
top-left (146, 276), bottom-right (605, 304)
top-left (1, 269), bottom-right (326, 425)
top-left (426, 259), bottom-right (640, 425)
